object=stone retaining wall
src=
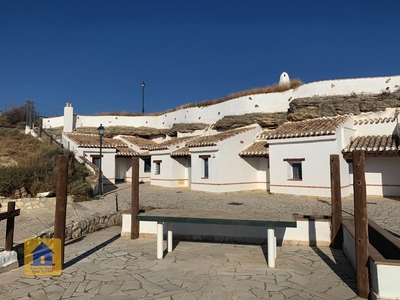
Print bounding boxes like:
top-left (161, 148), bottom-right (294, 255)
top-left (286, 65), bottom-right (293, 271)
top-left (13, 212), bottom-right (122, 258)
top-left (0, 196), bottom-right (73, 211)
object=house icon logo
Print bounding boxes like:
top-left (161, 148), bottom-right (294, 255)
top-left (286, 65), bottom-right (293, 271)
top-left (24, 238), bottom-right (61, 276)
top-left (31, 242), bottom-right (54, 267)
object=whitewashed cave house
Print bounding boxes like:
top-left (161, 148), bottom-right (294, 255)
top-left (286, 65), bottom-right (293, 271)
top-left (185, 124), bottom-right (263, 193)
top-left (342, 108), bottom-right (400, 197)
top-left (259, 115), bottom-right (356, 198)
top-left (148, 136), bottom-right (199, 188)
top-left (114, 135), bottom-right (159, 183)
top-left (62, 133), bottom-right (138, 185)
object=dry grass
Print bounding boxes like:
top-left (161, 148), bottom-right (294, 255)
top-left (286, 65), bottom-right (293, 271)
top-left (94, 79), bottom-right (303, 116)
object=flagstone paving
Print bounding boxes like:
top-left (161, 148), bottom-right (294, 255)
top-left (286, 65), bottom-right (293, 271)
top-left (0, 226), bottom-right (363, 299)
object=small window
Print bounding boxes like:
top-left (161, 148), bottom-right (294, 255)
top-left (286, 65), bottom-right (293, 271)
top-left (144, 158), bottom-right (151, 173)
top-left (292, 162), bottom-right (302, 180)
top-left (155, 162), bottom-right (161, 175)
top-left (92, 157), bottom-right (100, 168)
top-left (203, 158), bottom-right (209, 179)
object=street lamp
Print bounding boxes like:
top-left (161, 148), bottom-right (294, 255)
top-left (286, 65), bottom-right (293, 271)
top-left (141, 81), bottom-right (145, 114)
top-left (97, 124), bottom-right (105, 196)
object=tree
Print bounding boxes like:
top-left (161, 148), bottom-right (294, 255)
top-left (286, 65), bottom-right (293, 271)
top-left (5, 100), bottom-right (35, 126)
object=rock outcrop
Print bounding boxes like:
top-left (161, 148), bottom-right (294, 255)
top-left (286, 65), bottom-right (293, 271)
top-left (75, 123), bottom-right (208, 138)
top-left (215, 112), bottom-right (287, 130)
top-left (288, 91), bottom-right (400, 121)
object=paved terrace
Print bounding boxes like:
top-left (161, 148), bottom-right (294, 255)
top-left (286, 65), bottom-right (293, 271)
top-left (0, 183), bottom-right (399, 299)
top-left (0, 226), bottom-right (363, 300)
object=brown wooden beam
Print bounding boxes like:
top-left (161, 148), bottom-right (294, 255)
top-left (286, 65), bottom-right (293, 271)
top-left (352, 150), bottom-right (370, 298)
top-left (5, 202), bottom-right (16, 251)
top-left (283, 158), bottom-right (305, 162)
top-left (131, 157), bottom-right (140, 239)
top-left (54, 155), bottom-right (68, 267)
top-left (330, 155), bottom-right (343, 249)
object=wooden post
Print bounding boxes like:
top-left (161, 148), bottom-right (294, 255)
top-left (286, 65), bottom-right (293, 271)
top-left (330, 154), bottom-right (343, 249)
top-left (352, 150), bottom-right (370, 298)
top-left (5, 202), bottom-right (16, 251)
top-left (131, 157), bottom-right (140, 239)
top-left (54, 155), bottom-right (68, 267)
top-left (38, 118), bottom-right (42, 138)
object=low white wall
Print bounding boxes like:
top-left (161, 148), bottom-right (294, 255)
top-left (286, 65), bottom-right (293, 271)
top-left (42, 75), bottom-right (400, 131)
top-left (42, 116), bottom-right (64, 129)
top-left (122, 215), bottom-right (331, 246)
top-left (0, 251), bottom-right (17, 268)
top-left (343, 225), bottom-right (400, 299)
top-left (75, 115), bottom-right (161, 129)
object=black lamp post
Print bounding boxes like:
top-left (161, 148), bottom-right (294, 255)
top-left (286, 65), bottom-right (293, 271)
top-left (141, 81), bottom-right (145, 114)
top-left (97, 124), bottom-right (105, 196)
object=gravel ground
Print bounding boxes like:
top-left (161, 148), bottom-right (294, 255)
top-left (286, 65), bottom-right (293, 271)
top-left (105, 183), bottom-right (400, 237)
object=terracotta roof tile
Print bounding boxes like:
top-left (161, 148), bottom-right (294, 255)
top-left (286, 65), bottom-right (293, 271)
top-left (258, 115), bottom-right (350, 140)
top-left (239, 141), bottom-right (269, 157)
top-left (186, 126), bottom-right (256, 148)
top-left (171, 146), bottom-right (191, 157)
top-left (353, 117), bottom-right (396, 125)
top-left (115, 146), bottom-right (140, 157)
top-left (343, 135), bottom-right (400, 153)
top-left (150, 136), bottom-right (198, 151)
top-left (119, 135), bottom-right (159, 149)
top-left (65, 133), bottom-right (127, 148)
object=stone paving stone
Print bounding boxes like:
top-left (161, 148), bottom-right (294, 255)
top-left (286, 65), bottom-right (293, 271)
top-left (98, 284), bottom-right (120, 296)
top-left (61, 281), bottom-right (79, 299)
top-left (27, 290), bottom-right (49, 300)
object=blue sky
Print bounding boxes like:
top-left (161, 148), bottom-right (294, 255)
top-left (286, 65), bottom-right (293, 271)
top-left (0, 1), bottom-right (399, 116)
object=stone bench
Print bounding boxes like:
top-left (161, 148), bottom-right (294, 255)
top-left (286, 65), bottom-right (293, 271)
top-left (136, 209), bottom-right (297, 268)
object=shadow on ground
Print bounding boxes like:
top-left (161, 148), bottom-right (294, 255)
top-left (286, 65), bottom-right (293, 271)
top-left (63, 233), bottom-right (120, 269)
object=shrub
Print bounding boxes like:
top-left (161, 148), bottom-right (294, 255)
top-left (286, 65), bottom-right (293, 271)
top-left (5, 100), bottom-right (35, 126)
top-left (0, 166), bottom-right (34, 196)
top-left (0, 139), bottom-right (93, 199)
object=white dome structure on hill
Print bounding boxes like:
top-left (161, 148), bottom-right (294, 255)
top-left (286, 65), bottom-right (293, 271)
top-left (279, 72), bottom-right (290, 86)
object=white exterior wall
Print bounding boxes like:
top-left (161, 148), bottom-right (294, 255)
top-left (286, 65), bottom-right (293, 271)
top-left (150, 152), bottom-right (188, 188)
top-left (349, 157), bottom-right (400, 196)
top-left (190, 147), bottom-right (220, 192)
top-left (43, 75), bottom-right (400, 130)
top-left (82, 149), bottom-right (116, 185)
top-left (293, 75), bottom-right (400, 99)
top-left (75, 115), bottom-right (161, 129)
top-left (269, 136), bottom-right (339, 197)
top-left (241, 157), bottom-right (270, 191)
top-left (43, 116), bottom-right (64, 129)
top-left (353, 108), bottom-right (398, 136)
top-left (190, 127), bottom-right (262, 193)
top-left (338, 121), bottom-right (357, 197)
top-left (122, 158), bottom-right (151, 183)
top-left (115, 157), bottom-right (131, 182)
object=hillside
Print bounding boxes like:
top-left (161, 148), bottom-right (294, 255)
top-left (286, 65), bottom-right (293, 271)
top-left (0, 117), bottom-right (93, 200)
